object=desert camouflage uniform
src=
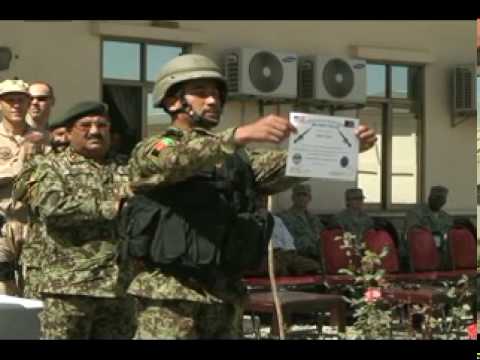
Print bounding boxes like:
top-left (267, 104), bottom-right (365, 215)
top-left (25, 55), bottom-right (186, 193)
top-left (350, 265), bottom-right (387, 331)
top-left (128, 126), bottom-right (305, 339)
top-left (26, 147), bottom-right (135, 339)
top-left (0, 121), bottom-right (46, 295)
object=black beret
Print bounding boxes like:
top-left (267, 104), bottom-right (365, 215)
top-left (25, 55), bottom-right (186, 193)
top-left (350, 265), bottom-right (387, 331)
top-left (48, 101), bottom-right (108, 130)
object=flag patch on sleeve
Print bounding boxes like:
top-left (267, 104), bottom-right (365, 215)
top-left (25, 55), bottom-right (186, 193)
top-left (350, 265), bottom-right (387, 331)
top-left (152, 137), bottom-right (176, 155)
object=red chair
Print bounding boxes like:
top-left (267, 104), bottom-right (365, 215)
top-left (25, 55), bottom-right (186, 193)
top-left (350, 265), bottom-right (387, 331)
top-left (407, 227), bottom-right (473, 280)
top-left (407, 227), bottom-right (440, 272)
top-left (364, 229), bottom-right (401, 273)
top-left (448, 227), bottom-right (476, 270)
top-left (320, 228), bottom-right (356, 285)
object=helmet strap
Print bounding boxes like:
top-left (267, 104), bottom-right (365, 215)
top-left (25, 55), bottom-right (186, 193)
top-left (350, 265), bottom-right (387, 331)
top-left (176, 93), bottom-right (217, 130)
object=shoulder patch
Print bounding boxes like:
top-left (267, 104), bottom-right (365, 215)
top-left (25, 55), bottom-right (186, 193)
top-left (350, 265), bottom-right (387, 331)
top-left (152, 137), bottom-right (176, 154)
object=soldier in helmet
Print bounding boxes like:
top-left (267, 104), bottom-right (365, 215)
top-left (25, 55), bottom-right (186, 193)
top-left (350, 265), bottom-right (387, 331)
top-left (329, 187), bottom-right (374, 246)
top-left (126, 54), bottom-right (377, 339)
top-left (404, 185), bottom-right (454, 269)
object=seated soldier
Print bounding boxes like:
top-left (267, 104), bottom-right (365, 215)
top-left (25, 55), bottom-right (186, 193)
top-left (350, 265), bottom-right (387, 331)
top-left (403, 185), bottom-right (453, 269)
top-left (277, 184), bottom-right (324, 262)
top-left (250, 194), bottom-right (322, 276)
top-left (329, 188), bottom-right (374, 247)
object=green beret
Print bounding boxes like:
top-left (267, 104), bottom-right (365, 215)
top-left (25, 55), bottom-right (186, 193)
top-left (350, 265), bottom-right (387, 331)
top-left (292, 184), bottom-right (311, 195)
top-left (48, 101), bottom-right (109, 130)
top-left (429, 185), bottom-right (448, 197)
top-left (345, 188), bottom-right (365, 200)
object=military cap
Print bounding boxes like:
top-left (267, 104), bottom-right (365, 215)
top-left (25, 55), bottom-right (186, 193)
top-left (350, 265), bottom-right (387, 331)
top-left (345, 188), bottom-right (365, 200)
top-left (49, 101), bottom-right (109, 129)
top-left (292, 184), bottom-right (311, 195)
top-left (0, 79), bottom-right (30, 97)
top-left (429, 185), bottom-right (448, 197)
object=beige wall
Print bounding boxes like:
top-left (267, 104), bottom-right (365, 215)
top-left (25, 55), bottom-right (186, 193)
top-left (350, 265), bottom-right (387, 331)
top-left (0, 20), bottom-right (475, 215)
top-left (0, 21), bottom-right (101, 120)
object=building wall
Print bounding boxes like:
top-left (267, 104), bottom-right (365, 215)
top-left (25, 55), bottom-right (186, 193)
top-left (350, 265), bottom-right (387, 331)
top-left (0, 21), bottom-right (101, 118)
top-left (0, 20), bottom-right (475, 215)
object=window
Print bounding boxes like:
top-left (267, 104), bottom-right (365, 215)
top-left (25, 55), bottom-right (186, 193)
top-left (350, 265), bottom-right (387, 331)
top-left (102, 39), bottom-right (187, 155)
top-left (358, 63), bottom-right (423, 210)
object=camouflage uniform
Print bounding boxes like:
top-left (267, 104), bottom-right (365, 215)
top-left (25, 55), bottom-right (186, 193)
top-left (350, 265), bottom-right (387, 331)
top-left (278, 208), bottom-right (324, 262)
top-left (330, 208), bottom-right (374, 245)
top-left (404, 203), bottom-right (453, 268)
top-left (128, 126), bottom-right (304, 339)
top-left (26, 146), bottom-right (135, 339)
top-left (12, 147), bottom-right (58, 299)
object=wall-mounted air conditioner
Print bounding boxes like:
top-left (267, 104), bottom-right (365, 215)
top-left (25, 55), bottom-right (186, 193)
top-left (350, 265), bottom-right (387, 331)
top-left (224, 48), bottom-right (298, 99)
top-left (298, 56), bottom-right (367, 104)
top-left (452, 65), bottom-right (476, 116)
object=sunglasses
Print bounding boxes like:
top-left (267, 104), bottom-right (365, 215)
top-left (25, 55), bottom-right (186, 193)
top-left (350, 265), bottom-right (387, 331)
top-left (31, 95), bottom-right (51, 101)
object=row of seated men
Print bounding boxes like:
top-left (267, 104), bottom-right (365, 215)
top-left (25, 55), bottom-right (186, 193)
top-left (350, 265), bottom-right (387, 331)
top-left (247, 183), bottom-right (475, 277)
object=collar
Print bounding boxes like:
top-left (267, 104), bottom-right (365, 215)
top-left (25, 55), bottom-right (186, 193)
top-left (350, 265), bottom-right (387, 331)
top-left (65, 146), bottom-right (113, 168)
top-left (0, 120), bottom-right (33, 138)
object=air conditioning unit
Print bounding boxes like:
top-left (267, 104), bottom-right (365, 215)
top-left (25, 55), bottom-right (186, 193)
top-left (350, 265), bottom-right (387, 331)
top-left (298, 56), bottom-right (367, 104)
top-left (452, 65), bottom-right (476, 115)
top-left (224, 48), bottom-right (298, 99)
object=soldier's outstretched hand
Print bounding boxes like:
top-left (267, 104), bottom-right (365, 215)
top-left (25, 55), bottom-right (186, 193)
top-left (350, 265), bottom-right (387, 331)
top-left (356, 124), bottom-right (377, 153)
top-left (234, 114), bottom-right (297, 145)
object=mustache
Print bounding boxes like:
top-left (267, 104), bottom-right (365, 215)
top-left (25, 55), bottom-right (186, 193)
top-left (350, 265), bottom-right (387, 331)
top-left (86, 134), bottom-right (104, 141)
top-left (52, 140), bottom-right (69, 146)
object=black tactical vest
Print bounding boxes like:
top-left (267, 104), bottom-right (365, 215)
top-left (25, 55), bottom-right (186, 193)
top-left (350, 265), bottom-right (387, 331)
top-left (122, 150), bottom-right (273, 277)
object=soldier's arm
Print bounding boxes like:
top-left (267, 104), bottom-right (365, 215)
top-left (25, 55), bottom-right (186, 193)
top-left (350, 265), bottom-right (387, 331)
top-left (12, 155), bottom-right (44, 203)
top-left (246, 148), bottom-right (309, 195)
top-left (28, 163), bottom-right (121, 228)
top-left (129, 128), bottom-right (240, 192)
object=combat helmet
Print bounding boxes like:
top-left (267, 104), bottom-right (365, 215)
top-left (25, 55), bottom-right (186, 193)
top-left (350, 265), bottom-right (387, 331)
top-left (152, 54), bottom-right (227, 109)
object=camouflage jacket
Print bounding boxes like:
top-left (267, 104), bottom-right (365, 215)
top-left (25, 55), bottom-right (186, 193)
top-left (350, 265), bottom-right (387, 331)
top-left (127, 126), bottom-right (306, 303)
top-left (404, 203), bottom-right (453, 236)
top-left (277, 207), bottom-right (324, 260)
top-left (330, 208), bottom-right (374, 244)
top-left (25, 147), bottom-right (132, 298)
top-left (12, 148), bottom-right (62, 269)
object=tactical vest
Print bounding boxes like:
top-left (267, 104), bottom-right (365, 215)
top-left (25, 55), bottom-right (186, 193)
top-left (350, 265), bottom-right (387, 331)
top-left (122, 150), bottom-right (273, 278)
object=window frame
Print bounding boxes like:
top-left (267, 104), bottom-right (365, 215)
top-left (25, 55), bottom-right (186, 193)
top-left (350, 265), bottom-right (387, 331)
top-left (361, 61), bottom-right (425, 212)
top-left (100, 37), bottom-right (190, 138)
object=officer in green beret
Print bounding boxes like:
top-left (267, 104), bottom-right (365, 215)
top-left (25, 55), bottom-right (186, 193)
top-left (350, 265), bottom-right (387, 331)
top-left (47, 117), bottom-right (70, 153)
top-left (17, 101), bottom-right (136, 338)
top-left (329, 188), bottom-right (374, 246)
top-left (403, 185), bottom-right (454, 269)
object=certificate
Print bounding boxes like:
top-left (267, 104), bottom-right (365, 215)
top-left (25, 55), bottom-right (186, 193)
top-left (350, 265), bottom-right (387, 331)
top-left (286, 112), bottom-right (359, 181)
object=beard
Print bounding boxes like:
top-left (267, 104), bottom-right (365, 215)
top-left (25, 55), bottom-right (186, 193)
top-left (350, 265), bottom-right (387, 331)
top-left (51, 141), bottom-right (69, 152)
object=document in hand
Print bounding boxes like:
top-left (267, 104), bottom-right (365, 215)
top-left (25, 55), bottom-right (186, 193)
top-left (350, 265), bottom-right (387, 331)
top-left (286, 112), bottom-right (359, 181)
